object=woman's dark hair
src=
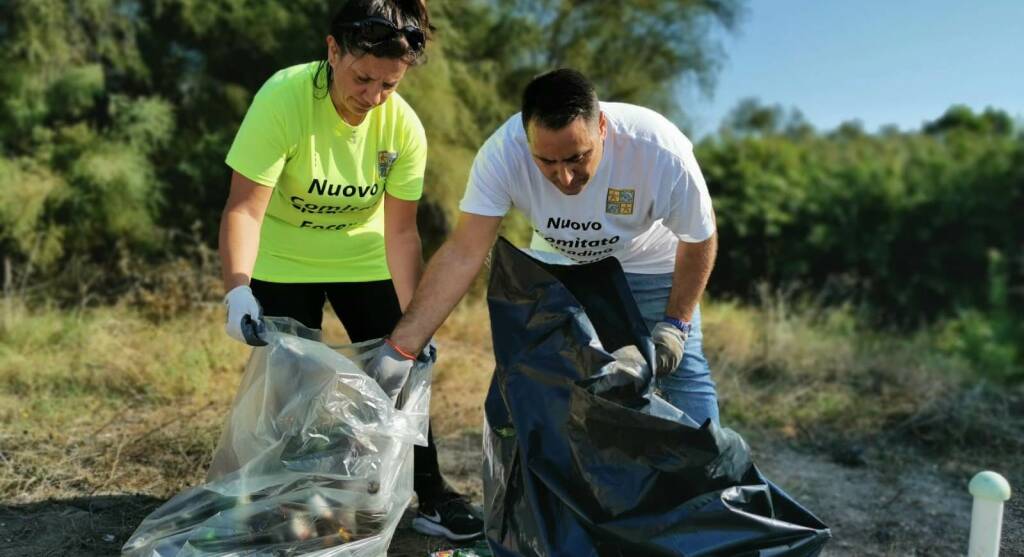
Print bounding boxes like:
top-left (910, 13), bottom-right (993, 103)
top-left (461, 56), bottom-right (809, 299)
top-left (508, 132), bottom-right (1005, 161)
top-left (521, 68), bottom-right (600, 135)
top-left (313, 0), bottom-right (433, 97)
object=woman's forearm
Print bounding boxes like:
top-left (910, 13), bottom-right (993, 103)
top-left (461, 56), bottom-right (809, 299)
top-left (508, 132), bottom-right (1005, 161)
top-left (386, 230), bottom-right (424, 311)
top-left (219, 172), bottom-right (273, 292)
top-left (219, 209), bottom-right (263, 292)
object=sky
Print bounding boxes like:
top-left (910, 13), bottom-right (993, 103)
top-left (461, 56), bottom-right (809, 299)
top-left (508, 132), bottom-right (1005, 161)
top-left (680, 0), bottom-right (1024, 137)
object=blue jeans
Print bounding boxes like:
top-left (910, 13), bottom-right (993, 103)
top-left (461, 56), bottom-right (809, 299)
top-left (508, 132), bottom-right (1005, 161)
top-left (624, 272), bottom-right (720, 426)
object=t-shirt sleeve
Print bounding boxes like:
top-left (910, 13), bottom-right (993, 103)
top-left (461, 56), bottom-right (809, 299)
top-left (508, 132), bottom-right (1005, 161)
top-left (663, 149), bottom-right (716, 242)
top-left (458, 134), bottom-right (514, 217)
top-left (383, 104), bottom-right (427, 201)
top-left (225, 81), bottom-right (295, 188)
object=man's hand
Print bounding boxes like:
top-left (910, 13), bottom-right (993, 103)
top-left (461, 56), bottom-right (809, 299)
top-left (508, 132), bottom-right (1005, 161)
top-left (224, 285), bottom-right (263, 345)
top-left (367, 339), bottom-right (418, 401)
top-left (587, 345), bottom-right (651, 397)
top-left (651, 321), bottom-right (688, 377)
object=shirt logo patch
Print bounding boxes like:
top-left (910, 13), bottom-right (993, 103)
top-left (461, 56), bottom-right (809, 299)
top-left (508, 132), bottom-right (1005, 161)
top-left (605, 188), bottom-right (635, 215)
top-left (377, 151), bottom-right (398, 179)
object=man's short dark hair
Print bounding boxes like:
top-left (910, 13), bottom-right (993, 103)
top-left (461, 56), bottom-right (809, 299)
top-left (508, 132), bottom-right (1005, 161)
top-left (521, 68), bottom-right (599, 134)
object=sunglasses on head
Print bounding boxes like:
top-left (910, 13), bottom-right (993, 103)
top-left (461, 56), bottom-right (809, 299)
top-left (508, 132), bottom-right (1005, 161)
top-left (341, 16), bottom-right (426, 53)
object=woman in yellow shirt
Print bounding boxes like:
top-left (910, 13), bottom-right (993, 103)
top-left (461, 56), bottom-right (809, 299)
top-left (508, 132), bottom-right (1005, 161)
top-left (217, 0), bottom-right (482, 542)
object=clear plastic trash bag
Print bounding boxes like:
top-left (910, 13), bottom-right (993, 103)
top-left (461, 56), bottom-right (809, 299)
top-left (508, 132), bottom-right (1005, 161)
top-left (123, 317), bottom-right (431, 557)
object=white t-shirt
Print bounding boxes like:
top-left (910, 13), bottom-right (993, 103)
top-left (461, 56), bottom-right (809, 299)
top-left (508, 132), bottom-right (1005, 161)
top-left (459, 102), bottom-right (715, 274)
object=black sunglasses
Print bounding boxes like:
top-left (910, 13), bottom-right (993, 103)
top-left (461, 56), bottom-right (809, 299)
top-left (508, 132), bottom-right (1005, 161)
top-left (341, 17), bottom-right (426, 53)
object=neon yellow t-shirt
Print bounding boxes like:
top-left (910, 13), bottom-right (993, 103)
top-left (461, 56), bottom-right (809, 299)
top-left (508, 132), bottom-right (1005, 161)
top-left (225, 62), bottom-right (426, 282)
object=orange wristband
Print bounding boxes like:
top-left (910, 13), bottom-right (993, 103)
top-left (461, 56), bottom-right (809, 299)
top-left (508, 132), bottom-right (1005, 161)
top-left (385, 338), bottom-right (417, 361)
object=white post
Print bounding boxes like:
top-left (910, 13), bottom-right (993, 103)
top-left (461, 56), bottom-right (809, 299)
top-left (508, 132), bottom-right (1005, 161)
top-left (968, 471), bottom-right (1011, 557)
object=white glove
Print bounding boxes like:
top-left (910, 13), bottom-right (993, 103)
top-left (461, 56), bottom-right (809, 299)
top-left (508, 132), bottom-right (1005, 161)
top-left (590, 345), bottom-right (650, 396)
top-left (651, 321), bottom-right (688, 377)
top-left (367, 340), bottom-right (417, 402)
top-left (224, 285), bottom-right (263, 345)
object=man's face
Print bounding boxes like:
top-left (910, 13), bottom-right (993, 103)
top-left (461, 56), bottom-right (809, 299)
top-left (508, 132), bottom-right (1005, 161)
top-left (327, 35), bottom-right (408, 124)
top-left (527, 113), bottom-right (606, 196)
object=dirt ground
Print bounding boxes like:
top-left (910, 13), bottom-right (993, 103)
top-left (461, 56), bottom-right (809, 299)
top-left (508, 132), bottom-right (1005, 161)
top-left (1, 426), bottom-right (1019, 557)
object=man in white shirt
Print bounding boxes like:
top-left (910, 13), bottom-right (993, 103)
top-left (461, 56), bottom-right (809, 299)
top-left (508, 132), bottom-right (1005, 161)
top-left (378, 68), bottom-right (720, 425)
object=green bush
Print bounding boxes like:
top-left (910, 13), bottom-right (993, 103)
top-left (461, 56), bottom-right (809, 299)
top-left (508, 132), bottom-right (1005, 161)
top-left (699, 104), bottom-right (1023, 327)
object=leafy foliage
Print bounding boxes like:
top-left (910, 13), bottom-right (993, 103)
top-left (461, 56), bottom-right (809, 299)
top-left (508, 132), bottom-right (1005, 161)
top-left (700, 101), bottom-right (1023, 377)
top-left (1, 1), bottom-right (1019, 378)
top-left (0, 0), bottom-right (166, 288)
top-left (0, 0), bottom-right (742, 287)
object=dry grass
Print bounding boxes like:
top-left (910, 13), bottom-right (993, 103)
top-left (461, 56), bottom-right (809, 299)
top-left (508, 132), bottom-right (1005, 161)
top-left (2, 292), bottom-right (1021, 505)
top-left (701, 294), bottom-right (1024, 469)
top-left (0, 298), bottom-right (244, 426)
top-left (0, 398), bottom-right (224, 503)
top-left (0, 297), bottom-right (244, 503)
top-left (0, 295), bottom-right (497, 502)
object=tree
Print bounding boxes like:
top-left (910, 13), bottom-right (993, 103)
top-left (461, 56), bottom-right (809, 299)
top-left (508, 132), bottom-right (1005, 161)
top-left (924, 105), bottom-right (1014, 137)
top-left (0, 0), bottom-right (169, 293)
top-left (447, 0), bottom-right (745, 118)
top-left (721, 97), bottom-right (813, 138)
top-left (699, 105), bottom-right (1024, 329)
top-left (0, 0), bottom-right (747, 297)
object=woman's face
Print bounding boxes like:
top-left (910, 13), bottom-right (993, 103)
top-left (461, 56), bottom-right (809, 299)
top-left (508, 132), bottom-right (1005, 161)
top-left (327, 35), bottom-right (409, 125)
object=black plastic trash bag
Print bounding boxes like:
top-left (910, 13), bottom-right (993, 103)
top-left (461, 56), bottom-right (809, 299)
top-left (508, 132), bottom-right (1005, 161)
top-left (123, 317), bottom-right (431, 556)
top-left (482, 238), bottom-right (830, 557)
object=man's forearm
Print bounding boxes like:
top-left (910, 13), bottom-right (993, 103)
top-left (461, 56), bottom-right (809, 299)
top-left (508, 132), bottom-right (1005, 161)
top-left (389, 239), bottom-right (487, 354)
top-left (665, 233), bottom-right (717, 322)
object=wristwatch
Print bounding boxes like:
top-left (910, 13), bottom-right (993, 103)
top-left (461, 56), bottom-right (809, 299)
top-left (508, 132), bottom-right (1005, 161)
top-left (662, 316), bottom-right (692, 336)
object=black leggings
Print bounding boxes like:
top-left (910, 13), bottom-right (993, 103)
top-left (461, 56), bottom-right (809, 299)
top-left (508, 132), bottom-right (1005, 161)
top-left (251, 278), bottom-right (453, 501)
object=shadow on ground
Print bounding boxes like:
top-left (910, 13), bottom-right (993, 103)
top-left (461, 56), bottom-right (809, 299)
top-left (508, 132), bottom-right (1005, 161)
top-left (0, 494), bottom-right (163, 557)
top-left (0, 492), bottom-right (482, 557)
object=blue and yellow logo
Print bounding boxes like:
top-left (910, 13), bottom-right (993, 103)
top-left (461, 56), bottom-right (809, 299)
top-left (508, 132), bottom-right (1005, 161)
top-left (377, 151), bottom-right (398, 179)
top-left (605, 188), bottom-right (635, 215)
